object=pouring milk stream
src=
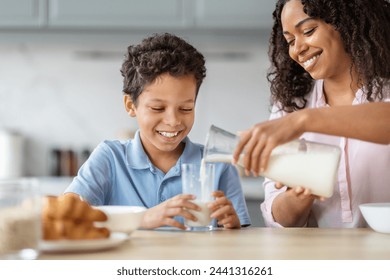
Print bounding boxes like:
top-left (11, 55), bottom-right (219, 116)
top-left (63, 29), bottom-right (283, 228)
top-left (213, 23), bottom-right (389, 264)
top-left (201, 125), bottom-right (341, 198)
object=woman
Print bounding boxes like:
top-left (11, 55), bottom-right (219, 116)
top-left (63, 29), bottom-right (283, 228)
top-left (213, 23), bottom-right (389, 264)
top-left (234, 0), bottom-right (390, 228)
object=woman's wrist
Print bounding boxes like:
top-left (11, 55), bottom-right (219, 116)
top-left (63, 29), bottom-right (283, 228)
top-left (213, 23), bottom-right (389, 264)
top-left (296, 109), bottom-right (311, 135)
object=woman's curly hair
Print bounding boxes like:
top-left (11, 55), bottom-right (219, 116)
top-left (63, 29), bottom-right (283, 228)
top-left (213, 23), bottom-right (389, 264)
top-left (121, 33), bottom-right (206, 105)
top-left (268, 0), bottom-right (390, 112)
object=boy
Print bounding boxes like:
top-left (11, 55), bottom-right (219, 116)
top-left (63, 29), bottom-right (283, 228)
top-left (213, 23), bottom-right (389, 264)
top-left (65, 33), bottom-right (250, 229)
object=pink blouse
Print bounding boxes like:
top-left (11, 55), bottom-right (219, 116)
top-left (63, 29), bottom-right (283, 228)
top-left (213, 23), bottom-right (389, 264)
top-left (261, 80), bottom-right (390, 228)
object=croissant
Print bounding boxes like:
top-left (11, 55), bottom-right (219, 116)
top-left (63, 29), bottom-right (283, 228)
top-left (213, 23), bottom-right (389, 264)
top-left (42, 194), bottom-right (110, 240)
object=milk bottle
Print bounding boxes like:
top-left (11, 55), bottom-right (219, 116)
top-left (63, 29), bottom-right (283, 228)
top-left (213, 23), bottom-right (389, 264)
top-left (260, 140), bottom-right (340, 198)
top-left (203, 125), bottom-right (341, 198)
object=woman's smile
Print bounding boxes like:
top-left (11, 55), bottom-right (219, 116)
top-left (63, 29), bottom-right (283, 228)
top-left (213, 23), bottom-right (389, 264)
top-left (302, 54), bottom-right (320, 70)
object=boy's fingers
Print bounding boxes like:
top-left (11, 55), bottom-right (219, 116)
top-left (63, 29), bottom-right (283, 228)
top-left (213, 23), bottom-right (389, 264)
top-left (211, 190), bottom-right (224, 197)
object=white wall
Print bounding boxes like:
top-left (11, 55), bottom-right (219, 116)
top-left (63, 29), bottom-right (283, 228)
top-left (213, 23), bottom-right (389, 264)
top-left (0, 32), bottom-right (272, 176)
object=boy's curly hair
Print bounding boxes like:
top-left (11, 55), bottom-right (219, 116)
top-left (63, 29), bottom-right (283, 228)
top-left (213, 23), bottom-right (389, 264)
top-left (268, 0), bottom-right (390, 112)
top-left (120, 33), bottom-right (206, 105)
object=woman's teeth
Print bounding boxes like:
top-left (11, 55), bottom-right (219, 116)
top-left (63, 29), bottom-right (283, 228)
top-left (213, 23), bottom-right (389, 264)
top-left (159, 131), bottom-right (179, 138)
top-left (303, 55), bottom-right (319, 68)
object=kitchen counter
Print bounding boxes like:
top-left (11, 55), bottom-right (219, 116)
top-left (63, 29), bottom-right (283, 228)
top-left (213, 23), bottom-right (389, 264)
top-left (39, 227), bottom-right (390, 260)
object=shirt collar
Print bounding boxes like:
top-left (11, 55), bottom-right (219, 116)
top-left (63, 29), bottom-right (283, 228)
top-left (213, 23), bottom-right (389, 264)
top-left (315, 80), bottom-right (328, 107)
top-left (125, 130), bottom-right (203, 174)
top-left (315, 79), bottom-right (367, 107)
top-left (126, 130), bottom-right (150, 169)
top-left (353, 87), bottom-right (366, 104)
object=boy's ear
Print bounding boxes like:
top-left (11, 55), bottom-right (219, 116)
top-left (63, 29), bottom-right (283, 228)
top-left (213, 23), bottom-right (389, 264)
top-left (124, 95), bottom-right (136, 117)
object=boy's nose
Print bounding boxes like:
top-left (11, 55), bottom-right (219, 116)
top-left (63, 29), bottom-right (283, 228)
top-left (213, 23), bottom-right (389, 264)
top-left (164, 110), bottom-right (181, 126)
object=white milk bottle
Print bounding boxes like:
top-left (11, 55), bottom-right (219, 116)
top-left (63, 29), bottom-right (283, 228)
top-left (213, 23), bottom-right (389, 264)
top-left (203, 125), bottom-right (341, 198)
top-left (260, 140), bottom-right (341, 198)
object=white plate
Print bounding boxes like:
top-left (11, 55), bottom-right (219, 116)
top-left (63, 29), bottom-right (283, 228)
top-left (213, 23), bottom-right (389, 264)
top-left (39, 232), bottom-right (128, 253)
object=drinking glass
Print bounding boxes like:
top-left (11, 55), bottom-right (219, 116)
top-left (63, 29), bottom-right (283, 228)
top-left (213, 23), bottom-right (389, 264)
top-left (203, 125), bottom-right (240, 163)
top-left (0, 178), bottom-right (41, 260)
top-left (181, 163), bottom-right (215, 231)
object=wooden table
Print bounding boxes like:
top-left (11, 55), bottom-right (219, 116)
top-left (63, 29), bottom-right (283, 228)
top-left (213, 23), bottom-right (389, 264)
top-left (39, 227), bottom-right (390, 260)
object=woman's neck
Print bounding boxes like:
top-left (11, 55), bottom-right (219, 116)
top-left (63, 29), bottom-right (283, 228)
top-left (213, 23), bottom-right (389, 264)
top-left (323, 70), bottom-right (360, 106)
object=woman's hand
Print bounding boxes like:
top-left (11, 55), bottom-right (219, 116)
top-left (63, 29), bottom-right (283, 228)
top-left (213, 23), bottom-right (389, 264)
top-left (233, 111), bottom-right (307, 176)
top-left (275, 182), bottom-right (325, 201)
top-left (140, 194), bottom-right (200, 230)
top-left (208, 191), bottom-right (241, 229)
top-left (272, 182), bottom-right (324, 227)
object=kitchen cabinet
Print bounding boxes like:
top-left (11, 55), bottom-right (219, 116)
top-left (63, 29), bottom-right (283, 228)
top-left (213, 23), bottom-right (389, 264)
top-left (48, 0), bottom-right (188, 29)
top-left (0, 0), bottom-right (274, 31)
top-left (48, 0), bottom-right (274, 30)
top-left (194, 0), bottom-right (274, 29)
top-left (0, 0), bottom-right (46, 27)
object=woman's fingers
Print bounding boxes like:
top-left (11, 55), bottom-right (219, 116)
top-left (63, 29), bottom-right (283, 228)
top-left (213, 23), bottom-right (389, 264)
top-left (249, 137), bottom-right (267, 176)
top-left (275, 182), bottom-right (285, 189)
top-left (233, 130), bottom-right (251, 164)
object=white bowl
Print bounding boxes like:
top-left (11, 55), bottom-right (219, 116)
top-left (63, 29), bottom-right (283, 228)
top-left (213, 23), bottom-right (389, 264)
top-left (359, 203), bottom-right (390, 234)
top-left (95, 206), bottom-right (146, 234)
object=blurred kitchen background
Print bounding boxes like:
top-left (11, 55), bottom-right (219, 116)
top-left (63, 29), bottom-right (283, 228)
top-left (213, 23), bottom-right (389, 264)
top-left (0, 0), bottom-right (277, 226)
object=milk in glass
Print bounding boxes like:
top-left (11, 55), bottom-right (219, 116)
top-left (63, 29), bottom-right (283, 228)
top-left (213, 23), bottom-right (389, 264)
top-left (181, 162), bottom-right (215, 230)
top-left (185, 201), bottom-right (212, 227)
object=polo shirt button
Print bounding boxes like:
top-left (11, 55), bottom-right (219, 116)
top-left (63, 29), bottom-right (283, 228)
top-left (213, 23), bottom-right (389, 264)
top-left (160, 196), bottom-right (166, 202)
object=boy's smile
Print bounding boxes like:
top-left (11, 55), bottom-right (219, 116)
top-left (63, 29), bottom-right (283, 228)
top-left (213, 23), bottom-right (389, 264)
top-left (157, 130), bottom-right (181, 138)
top-left (124, 73), bottom-right (197, 164)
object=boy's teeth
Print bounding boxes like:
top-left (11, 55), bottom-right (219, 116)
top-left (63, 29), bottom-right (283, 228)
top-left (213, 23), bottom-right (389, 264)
top-left (159, 131), bottom-right (179, 138)
top-left (303, 55), bottom-right (319, 67)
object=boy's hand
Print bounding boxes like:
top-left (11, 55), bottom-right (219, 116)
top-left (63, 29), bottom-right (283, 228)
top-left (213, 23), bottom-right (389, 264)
top-left (208, 190), bottom-right (241, 229)
top-left (140, 194), bottom-right (200, 230)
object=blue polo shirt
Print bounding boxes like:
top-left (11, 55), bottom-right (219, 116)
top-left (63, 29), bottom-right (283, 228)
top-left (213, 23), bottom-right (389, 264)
top-left (65, 131), bottom-right (251, 226)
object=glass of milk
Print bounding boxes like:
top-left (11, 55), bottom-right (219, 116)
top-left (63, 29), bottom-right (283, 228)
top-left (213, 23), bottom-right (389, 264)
top-left (181, 162), bottom-right (215, 231)
top-left (0, 179), bottom-right (41, 260)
